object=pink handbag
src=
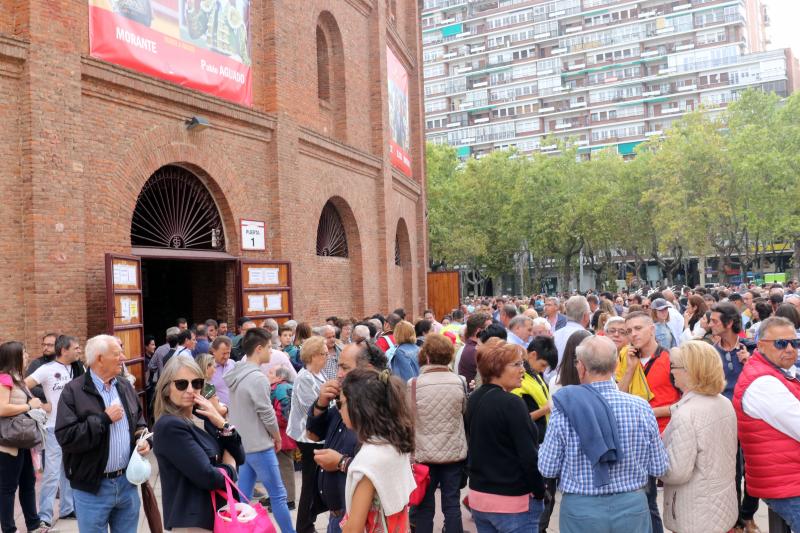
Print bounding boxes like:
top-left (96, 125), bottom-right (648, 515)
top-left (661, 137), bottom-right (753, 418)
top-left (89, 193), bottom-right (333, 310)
top-left (212, 469), bottom-right (276, 533)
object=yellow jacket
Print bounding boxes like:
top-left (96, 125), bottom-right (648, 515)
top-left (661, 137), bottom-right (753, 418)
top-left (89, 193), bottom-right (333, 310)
top-left (615, 345), bottom-right (655, 402)
top-left (512, 370), bottom-right (550, 422)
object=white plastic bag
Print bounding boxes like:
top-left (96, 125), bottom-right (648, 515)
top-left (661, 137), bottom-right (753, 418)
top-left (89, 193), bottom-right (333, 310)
top-left (126, 431), bottom-right (152, 485)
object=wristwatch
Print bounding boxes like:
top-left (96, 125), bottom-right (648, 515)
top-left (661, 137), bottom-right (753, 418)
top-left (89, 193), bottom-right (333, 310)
top-left (313, 401), bottom-right (328, 411)
top-left (219, 423), bottom-right (236, 437)
top-left (337, 455), bottom-right (350, 473)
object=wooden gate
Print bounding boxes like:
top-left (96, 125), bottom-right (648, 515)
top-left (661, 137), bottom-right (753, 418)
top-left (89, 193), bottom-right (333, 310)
top-left (236, 260), bottom-right (293, 325)
top-left (426, 271), bottom-right (461, 322)
top-left (104, 254), bottom-right (146, 411)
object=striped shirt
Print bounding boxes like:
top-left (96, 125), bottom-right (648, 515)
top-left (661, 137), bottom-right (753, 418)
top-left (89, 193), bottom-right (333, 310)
top-left (538, 378), bottom-right (669, 495)
top-left (89, 371), bottom-right (130, 473)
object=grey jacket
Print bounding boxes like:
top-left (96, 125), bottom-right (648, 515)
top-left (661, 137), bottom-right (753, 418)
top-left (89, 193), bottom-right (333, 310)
top-left (224, 362), bottom-right (278, 453)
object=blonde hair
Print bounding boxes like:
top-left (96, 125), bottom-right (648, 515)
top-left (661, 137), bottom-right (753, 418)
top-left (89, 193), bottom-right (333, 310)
top-left (195, 353), bottom-right (214, 374)
top-left (300, 336), bottom-right (326, 365)
top-left (393, 320), bottom-right (416, 345)
top-left (154, 357), bottom-right (204, 420)
top-left (674, 341), bottom-right (726, 396)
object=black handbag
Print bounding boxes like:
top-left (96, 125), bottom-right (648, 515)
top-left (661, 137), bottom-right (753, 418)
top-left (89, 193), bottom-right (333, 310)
top-left (0, 412), bottom-right (41, 449)
top-left (0, 385), bottom-right (42, 449)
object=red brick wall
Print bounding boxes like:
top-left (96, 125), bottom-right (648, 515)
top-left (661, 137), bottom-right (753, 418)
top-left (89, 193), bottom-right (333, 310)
top-left (0, 0), bottom-right (427, 349)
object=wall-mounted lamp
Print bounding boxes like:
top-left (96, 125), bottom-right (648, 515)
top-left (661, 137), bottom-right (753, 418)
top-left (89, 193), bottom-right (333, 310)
top-left (185, 116), bottom-right (210, 131)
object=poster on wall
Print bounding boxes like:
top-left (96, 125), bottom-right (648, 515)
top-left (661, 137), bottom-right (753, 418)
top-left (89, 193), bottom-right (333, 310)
top-left (88, 0), bottom-right (252, 106)
top-left (386, 47), bottom-right (412, 177)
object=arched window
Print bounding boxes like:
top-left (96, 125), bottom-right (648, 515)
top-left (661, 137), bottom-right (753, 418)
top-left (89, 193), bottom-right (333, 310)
top-left (315, 12), bottom-right (347, 141)
top-left (131, 165), bottom-right (225, 250)
top-left (316, 201), bottom-right (348, 258)
top-left (316, 26), bottom-right (330, 102)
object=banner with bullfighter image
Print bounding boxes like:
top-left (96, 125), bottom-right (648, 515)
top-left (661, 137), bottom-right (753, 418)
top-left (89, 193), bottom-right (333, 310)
top-left (387, 47), bottom-right (412, 177)
top-left (89, 0), bottom-right (252, 106)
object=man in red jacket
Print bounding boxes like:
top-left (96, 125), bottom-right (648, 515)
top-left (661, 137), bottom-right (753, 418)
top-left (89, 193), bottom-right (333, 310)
top-left (734, 316), bottom-right (800, 531)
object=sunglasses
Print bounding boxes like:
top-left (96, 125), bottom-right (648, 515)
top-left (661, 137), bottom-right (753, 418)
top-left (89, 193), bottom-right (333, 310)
top-left (762, 338), bottom-right (800, 350)
top-left (172, 378), bottom-right (205, 391)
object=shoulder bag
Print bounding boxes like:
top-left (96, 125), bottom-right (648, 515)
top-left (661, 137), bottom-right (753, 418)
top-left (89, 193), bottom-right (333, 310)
top-left (0, 384), bottom-right (42, 449)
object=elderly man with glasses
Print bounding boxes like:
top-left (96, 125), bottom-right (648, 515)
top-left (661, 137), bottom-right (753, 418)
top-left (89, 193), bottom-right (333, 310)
top-left (734, 316), bottom-right (800, 532)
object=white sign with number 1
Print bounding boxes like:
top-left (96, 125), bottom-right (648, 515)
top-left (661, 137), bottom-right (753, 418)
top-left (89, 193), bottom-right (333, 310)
top-left (241, 220), bottom-right (266, 251)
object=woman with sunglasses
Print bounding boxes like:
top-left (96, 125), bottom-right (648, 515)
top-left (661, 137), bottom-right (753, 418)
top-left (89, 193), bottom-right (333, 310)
top-left (153, 357), bottom-right (245, 532)
top-left (661, 341), bottom-right (737, 533)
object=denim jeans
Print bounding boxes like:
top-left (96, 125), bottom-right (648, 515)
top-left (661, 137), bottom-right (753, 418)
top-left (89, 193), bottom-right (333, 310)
top-left (0, 450), bottom-right (39, 533)
top-left (410, 461), bottom-right (464, 533)
top-left (327, 512), bottom-right (343, 533)
top-left (72, 477), bottom-right (140, 533)
top-left (765, 496), bottom-right (800, 532)
top-left (560, 490), bottom-right (651, 533)
top-left (238, 448), bottom-right (296, 533)
top-left (646, 476), bottom-right (664, 533)
top-left (39, 427), bottom-right (74, 523)
top-left (471, 496), bottom-right (544, 533)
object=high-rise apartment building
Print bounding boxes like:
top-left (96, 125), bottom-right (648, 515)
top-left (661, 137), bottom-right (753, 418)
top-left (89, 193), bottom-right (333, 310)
top-left (421, 0), bottom-right (797, 159)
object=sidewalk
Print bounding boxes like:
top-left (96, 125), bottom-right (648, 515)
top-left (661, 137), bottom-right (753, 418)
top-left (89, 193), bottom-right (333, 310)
top-left (16, 455), bottom-right (770, 532)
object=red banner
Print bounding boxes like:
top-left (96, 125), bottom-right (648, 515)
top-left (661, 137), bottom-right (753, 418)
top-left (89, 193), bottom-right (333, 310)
top-left (89, 1), bottom-right (252, 106)
top-left (387, 48), bottom-right (412, 177)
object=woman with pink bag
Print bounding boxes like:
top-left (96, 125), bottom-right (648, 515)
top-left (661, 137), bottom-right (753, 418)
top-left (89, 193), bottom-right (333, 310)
top-left (152, 357), bottom-right (246, 532)
top-left (340, 369), bottom-right (416, 533)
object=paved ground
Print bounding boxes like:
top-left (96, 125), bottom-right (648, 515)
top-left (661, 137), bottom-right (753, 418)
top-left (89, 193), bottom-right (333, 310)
top-left (16, 455), bottom-right (771, 532)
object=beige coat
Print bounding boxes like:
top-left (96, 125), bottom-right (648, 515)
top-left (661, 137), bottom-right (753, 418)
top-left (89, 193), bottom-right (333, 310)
top-left (661, 391), bottom-right (738, 533)
top-left (410, 365), bottom-right (468, 464)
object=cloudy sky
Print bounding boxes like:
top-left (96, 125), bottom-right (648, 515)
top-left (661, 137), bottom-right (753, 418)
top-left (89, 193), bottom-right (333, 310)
top-left (762, 1), bottom-right (800, 54)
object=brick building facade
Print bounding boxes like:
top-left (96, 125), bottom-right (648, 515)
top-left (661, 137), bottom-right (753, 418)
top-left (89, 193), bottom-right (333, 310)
top-left (0, 0), bottom-right (428, 354)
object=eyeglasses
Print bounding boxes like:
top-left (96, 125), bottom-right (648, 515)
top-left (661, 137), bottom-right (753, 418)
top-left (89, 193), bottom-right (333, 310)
top-left (507, 360), bottom-right (524, 368)
top-left (172, 378), bottom-right (204, 391)
top-left (606, 328), bottom-right (626, 335)
top-left (761, 338), bottom-right (800, 350)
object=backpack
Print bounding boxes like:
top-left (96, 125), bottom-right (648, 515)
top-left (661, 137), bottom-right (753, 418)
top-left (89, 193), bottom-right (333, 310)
top-left (270, 381), bottom-right (296, 451)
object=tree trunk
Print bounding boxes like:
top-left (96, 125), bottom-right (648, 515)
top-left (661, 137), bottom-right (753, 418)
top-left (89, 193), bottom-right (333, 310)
top-left (698, 255), bottom-right (706, 286)
top-left (793, 239), bottom-right (800, 280)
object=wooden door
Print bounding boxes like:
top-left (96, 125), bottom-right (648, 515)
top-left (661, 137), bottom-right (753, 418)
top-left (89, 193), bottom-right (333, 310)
top-left (426, 271), bottom-right (461, 322)
top-left (236, 260), bottom-right (293, 326)
top-left (105, 254), bottom-right (146, 411)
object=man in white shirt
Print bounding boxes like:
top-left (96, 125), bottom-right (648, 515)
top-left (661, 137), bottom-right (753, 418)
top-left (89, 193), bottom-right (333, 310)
top-left (733, 316), bottom-right (800, 531)
top-left (548, 295), bottom-right (590, 382)
top-left (25, 335), bottom-right (80, 526)
top-left (172, 329), bottom-right (196, 360)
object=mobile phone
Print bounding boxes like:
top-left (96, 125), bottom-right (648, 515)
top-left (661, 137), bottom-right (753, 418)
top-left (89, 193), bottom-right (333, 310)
top-left (202, 383), bottom-right (216, 400)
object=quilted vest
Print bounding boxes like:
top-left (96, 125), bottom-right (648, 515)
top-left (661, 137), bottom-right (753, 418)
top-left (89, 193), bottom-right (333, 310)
top-left (732, 352), bottom-right (800, 499)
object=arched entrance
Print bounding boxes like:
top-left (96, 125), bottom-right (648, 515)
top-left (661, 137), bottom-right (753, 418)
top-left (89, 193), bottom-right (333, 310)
top-left (131, 165), bottom-right (236, 342)
top-left (395, 218), bottom-right (413, 316)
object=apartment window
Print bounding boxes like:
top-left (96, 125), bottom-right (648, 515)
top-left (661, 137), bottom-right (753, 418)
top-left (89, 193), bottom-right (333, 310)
top-left (425, 81), bottom-right (446, 96)
top-left (425, 98), bottom-right (448, 113)
top-left (516, 118), bottom-right (539, 133)
top-left (424, 64), bottom-right (445, 78)
top-left (512, 48), bottom-right (534, 61)
top-left (490, 70), bottom-right (512, 84)
top-left (426, 118), bottom-right (447, 129)
top-left (423, 48), bottom-right (443, 63)
top-left (512, 63), bottom-right (536, 79)
top-left (697, 29), bottom-right (726, 46)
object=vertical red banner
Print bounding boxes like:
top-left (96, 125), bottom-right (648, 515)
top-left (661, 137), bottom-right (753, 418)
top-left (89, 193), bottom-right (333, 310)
top-left (387, 47), bottom-right (412, 177)
top-left (88, 0), bottom-right (252, 106)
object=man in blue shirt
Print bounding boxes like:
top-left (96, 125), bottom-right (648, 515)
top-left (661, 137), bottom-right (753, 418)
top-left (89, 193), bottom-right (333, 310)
top-left (709, 302), bottom-right (761, 533)
top-left (539, 335), bottom-right (668, 533)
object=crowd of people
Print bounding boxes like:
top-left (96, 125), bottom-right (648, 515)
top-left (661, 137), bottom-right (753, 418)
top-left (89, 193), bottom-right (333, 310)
top-left (0, 281), bottom-right (799, 533)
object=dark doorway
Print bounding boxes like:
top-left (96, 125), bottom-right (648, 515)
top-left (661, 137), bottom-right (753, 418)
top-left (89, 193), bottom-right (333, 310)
top-left (141, 259), bottom-right (234, 344)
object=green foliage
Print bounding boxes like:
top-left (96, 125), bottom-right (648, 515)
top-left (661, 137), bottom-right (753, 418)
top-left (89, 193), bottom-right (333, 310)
top-left (425, 88), bottom-right (800, 284)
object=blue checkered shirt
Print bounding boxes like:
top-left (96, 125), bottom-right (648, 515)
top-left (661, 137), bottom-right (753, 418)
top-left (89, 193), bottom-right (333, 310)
top-left (538, 378), bottom-right (668, 495)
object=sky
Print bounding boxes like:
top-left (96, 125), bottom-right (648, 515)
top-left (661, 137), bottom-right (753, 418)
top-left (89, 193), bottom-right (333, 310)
top-left (761, 1), bottom-right (800, 54)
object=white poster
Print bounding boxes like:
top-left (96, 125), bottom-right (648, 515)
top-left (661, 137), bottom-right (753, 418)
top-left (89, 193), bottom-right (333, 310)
top-left (249, 267), bottom-right (280, 286)
top-left (266, 294), bottom-right (283, 311)
top-left (248, 294), bottom-right (265, 312)
top-left (241, 219), bottom-right (266, 250)
top-left (113, 263), bottom-right (137, 286)
top-left (120, 298), bottom-right (131, 320)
